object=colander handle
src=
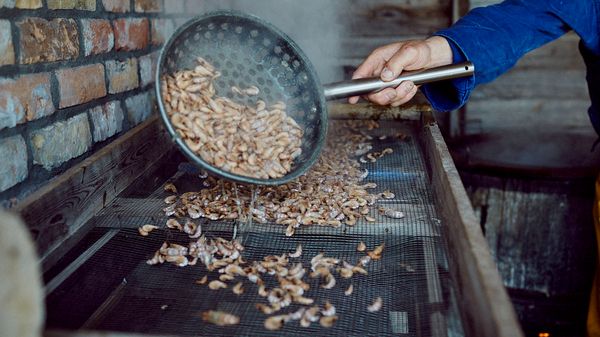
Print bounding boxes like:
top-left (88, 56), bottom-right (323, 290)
top-left (323, 62), bottom-right (474, 101)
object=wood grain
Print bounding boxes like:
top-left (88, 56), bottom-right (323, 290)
top-left (462, 173), bottom-right (596, 297)
top-left (421, 123), bottom-right (523, 337)
top-left (14, 115), bottom-right (172, 263)
top-left (345, 0), bottom-right (451, 36)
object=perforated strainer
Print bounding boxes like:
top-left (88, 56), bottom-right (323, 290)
top-left (156, 11), bottom-right (474, 186)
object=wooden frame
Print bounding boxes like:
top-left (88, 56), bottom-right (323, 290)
top-left (14, 115), bottom-right (172, 271)
top-left (14, 104), bottom-right (522, 337)
top-left (421, 123), bottom-right (523, 337)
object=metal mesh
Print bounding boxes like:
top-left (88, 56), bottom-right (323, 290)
top-left (157, 11), bottom-right (328, 185)
top-left (45, 121), bottom-right (464, 337)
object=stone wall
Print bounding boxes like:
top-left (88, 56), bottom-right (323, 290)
top-left (0, 0), bottom-right (188, 206)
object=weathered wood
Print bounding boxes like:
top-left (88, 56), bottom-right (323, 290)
top-left (14, 115), bottom-right (172, 264)
top-left (421, 124), bottom-right (523, 337)
top-left (45, 330), bottom-right (176, 337)
top-left (465, 98), bottom-right (591, 133)
top-left (513, 33), bottom-right (585, 69)
top-left (462, 173), bottom-right (596, 296)
top-left (345, 0), bottom-right (452, 36)
top-left (471, 68), bottom-right (587, 100)
top-left (328, 98), bottom-right (432, 121)
top-left (339, 36), bottom-right (424, 60)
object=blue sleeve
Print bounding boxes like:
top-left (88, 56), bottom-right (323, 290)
top-left (421, 0), bottom-right (600, 112)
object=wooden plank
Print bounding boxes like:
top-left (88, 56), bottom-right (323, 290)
top-left (14, 115), bottom-right (173, 263)
top-left (513, 33), bottom-right (584, 69)
top-left (328, 99), bottom-right (433, 121)
top-left (471, 68), bottom-right (587, 100)
top-left (464, 98), bottom-right (592, 135)
top-left (45, 330), bottom-right (176, 337)
top-left (339, 36), bottom-right (424, 60)
top-left (421, 123), bottom-right (523, 337)
top-left (461, 173), bottom-right (596, 297)
top-left (346, 0), bottom-right (452, 36)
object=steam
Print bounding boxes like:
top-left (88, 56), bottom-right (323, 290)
top-left (184, 0), bottom-right (344, 83)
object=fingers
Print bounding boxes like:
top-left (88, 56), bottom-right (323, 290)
top-left (352, 43), bottom-right (402, 80)
top-left (381, 43), bottom-right (429, 82)
top-left (366, 81), bottom-right (417, 106)
top-left (390, 83), bottom-right (418, 107)
top-left (349, 43), bottom-right (403, 104)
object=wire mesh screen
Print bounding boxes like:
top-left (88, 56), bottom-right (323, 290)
top-left (45, 120), bottom-right (465, 337)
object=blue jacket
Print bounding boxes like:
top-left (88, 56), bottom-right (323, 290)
top-left (422, 0), bottom-right (600, 135)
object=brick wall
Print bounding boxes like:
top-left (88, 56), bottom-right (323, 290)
top-left (0, 0), bottom-right (188, 206)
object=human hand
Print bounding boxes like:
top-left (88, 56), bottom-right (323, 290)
top-left (349, 36), bottom-right (453, 106)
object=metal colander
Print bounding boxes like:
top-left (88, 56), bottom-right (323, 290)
top-left (156, 10), bottom-right (328, 186)
top-left (156, 11), bottom-right (474, 186)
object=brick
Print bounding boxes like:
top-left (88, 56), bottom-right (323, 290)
top-left (88, 101), bottom-right (124, 142)
top-left (125, 92), bottom-right (153, 126)
top-left (56, 64), bottom-right (106, 108)
top-left (113, 18), bottom-right (149, 51)
top-left (134, 0), bottom-right (161, 12)
top-left (0, 20), bottom-right (15, 66)
top-left (17, 18), bottom-right (79, 64)
top-left (81, 19), bottom-right (114, 56)
top-left (151, 19), bottom-right (174, 46)
top-left (0, 0), bottom-right (15, 9)
top-left (30, 114), bottom-right (92, 170)
top-left (164, 0), bottom-right (184, 13)
top-left (0, 73), bottom-right (54, 130)
top-left (102, 0), bottom-right (129, 12)
top-left (106, 58), bottom-right (139, 94)
top-left (48, 0), bottom-right (95, 10)
top-left (15, 0), bottom-right (42, 8)
top-left (139, 51), bottom-right (158, 87)
top-left (0, 135), bottom-right (28, 192)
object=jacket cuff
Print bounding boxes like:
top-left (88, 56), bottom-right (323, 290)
top-left (420, 34), bottom-right (475, 111)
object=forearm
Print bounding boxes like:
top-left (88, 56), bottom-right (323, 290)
top-left (422, 0), bottom-right (576, 111)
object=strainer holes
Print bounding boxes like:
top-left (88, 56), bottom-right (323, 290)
top-left (257, 77), bottom-right (265, 85)
top-left (220, 23), bottom-right (229, 30)
top-left (274, 46), bottom-right (282, 54)
top-left (207, 23), bottom-right (215, 30)
top-left (217, 32), bottom-right (225, 40)
top-left (193, 33), bottom-right (201, 41)
top-left (250, 29), bottom-right (258, 37)
top-left (204, 31), bottom-right (212, 39)
top-left (225, 61), bottom-right (233, 68)
top-left (248, 69), bottom-right (257, 76)
top-left (263, 38), bottom-right (271, 46)
top-left (235, 26), bottom-right (243, 34)
top-left (236, 63), bottom-right (244, 71)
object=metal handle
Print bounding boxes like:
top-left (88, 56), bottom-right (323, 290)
top-left (323, 62), bottom-right (474, 100)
